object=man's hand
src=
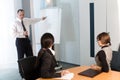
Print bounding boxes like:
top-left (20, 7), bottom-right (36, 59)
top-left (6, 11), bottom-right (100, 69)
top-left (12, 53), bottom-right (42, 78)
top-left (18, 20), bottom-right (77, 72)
top-left (23, 31), bottom-right (28, 36)
top-left (42, 16), bottom-right (47, 20)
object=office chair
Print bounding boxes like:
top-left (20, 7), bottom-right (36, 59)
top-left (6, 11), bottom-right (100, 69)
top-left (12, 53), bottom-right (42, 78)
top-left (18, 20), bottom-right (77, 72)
top-left (111, 51), bottom-right (120, 71)
top-left (17, 56), bottom-right (39, 80)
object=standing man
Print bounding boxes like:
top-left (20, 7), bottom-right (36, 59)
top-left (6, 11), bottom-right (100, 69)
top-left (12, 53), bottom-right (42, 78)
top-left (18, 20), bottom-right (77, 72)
top-left (12, 9), bottom-right (46, 78)
top-left (12, 9), bottom-right (46, 60)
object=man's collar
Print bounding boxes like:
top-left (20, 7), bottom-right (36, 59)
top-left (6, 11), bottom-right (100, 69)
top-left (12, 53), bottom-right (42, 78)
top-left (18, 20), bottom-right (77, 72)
top-left (16, 17), bottom-right (22, 22)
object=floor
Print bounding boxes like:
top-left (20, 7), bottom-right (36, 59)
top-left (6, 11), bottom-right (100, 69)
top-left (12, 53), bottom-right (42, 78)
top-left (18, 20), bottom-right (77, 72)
top-left (0, 61), bottom-right (80, 80)
top-left (58, 61), bottom-right (80, 70)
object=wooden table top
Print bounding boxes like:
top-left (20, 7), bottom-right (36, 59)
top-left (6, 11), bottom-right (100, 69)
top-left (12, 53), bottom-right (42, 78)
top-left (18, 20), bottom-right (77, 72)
top-left (36, 66), bottom-right (120, 80)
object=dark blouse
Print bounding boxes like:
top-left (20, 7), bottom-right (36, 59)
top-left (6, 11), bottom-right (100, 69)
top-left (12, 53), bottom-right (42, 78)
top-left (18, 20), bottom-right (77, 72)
top-left (36, 49), bottom-right (61, 78)
top-left (95, 46), bottom-right (112, 72)
top-left (95, 50), bottom-right (109, 72)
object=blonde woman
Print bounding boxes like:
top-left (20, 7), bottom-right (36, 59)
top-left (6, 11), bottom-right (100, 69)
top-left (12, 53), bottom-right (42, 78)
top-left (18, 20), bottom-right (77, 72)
top-left (91, 32), bottom-right (112, 72)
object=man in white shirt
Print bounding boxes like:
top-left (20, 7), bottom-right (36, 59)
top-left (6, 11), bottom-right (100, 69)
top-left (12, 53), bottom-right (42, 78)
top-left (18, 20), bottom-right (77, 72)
top-left (12, 9), bottom-right (46, 78)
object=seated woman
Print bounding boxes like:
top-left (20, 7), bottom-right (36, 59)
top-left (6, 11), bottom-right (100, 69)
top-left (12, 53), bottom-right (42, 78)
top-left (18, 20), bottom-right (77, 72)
top-left (36, 33), bottom-right (70, 78)
top-left (91, 32), bottom-right (112, 72)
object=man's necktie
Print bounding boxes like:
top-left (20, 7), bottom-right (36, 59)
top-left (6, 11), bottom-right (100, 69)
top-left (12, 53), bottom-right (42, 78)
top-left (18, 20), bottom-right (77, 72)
top-left (21, 20), bottom-right (28, 38)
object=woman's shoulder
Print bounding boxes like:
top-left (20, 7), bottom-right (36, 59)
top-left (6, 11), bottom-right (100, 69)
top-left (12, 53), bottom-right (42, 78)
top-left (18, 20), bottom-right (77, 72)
top-left (98, 50), bottom-right (105, 53)
top-left (97, 50), bottom-right (105, 56)
top-left (102, 46), bottom-right (112, 52)
top-left (38, 48), bottom-right (52, 57)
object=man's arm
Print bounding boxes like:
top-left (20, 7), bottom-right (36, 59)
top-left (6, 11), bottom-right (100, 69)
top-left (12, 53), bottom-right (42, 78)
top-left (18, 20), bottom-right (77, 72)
top-left (26, 17), bottom-right (46, 25)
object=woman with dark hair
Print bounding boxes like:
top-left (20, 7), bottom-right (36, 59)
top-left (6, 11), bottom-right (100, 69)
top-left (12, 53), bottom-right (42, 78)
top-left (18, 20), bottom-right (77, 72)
top-left (91, 32), bottom-right (112, 72)
top-left (36, 33), bottom-right (70, 78)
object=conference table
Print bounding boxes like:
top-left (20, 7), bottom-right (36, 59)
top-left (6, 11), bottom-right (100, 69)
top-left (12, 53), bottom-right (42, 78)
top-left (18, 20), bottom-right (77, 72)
top-left (36, 66), bottom-right (120, 80)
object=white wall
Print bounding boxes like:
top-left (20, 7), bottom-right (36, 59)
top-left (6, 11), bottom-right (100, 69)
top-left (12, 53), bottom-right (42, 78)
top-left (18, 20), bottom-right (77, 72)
top-left (95, 0), bottom-right (120, 52)
top-left (30, 0), bottom-right (41, 56)
top-left (22, 0), bottom-right (30, 18)
top-left (29, 0), bottom-right (80, 64)
top-left (0, 0), bottom-right (22, 69)
top-left (94, 0), bottom-right (107, 54)
top-left (29, 0), bottom-right (120, 65)
top-left (55, 0), bottom-right (80, 64)
top-left (79, 0), bottom-right (95, 65)
top-left (107, 0), bottom-right (120, 51)
top-left (118, 0), bottom-right (120, 51)
top-left (79, 0), bottom-right (120, 65)
top-left (14, 0), bottom-right (22, 16)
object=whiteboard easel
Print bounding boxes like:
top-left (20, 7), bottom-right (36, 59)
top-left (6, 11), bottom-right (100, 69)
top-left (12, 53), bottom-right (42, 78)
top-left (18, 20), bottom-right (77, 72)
top-left (34, 7), bottom-right (61, 44)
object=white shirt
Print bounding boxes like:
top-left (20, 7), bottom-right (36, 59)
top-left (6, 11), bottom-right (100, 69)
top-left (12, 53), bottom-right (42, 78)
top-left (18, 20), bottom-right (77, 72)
top-left (49, 47), bottom-right (55, 55)
top-left (12, 17), bottom-right (42, 38)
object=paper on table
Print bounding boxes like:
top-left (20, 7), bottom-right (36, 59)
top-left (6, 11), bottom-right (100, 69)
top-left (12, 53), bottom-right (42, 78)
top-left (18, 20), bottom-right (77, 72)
top-left (56, 73), bottom-right (74, 80)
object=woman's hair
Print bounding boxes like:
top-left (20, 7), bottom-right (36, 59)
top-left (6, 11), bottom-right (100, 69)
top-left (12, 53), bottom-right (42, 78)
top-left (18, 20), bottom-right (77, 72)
top-left (40, 33), bottom-right (54, 49)
top-left (97, 32), bottom-right (111, 45)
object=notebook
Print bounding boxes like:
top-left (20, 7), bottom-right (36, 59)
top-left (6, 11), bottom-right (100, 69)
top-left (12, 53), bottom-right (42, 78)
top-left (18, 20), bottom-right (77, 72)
top-left (78, 68), bottom-right (101, 78)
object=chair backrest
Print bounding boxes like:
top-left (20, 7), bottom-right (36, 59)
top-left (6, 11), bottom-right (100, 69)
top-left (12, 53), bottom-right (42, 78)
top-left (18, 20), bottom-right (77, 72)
top-left (18, 56), bottom-right (38, 80)
top-left (111, 51), bottom-right (120, 71)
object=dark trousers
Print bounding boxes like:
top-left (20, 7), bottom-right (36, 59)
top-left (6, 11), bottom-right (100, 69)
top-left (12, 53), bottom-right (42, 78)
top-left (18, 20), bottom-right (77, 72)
top-left (16, 38), bottom-right (33, 78)
top-left (16, 38), bottom-right (33, 59)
